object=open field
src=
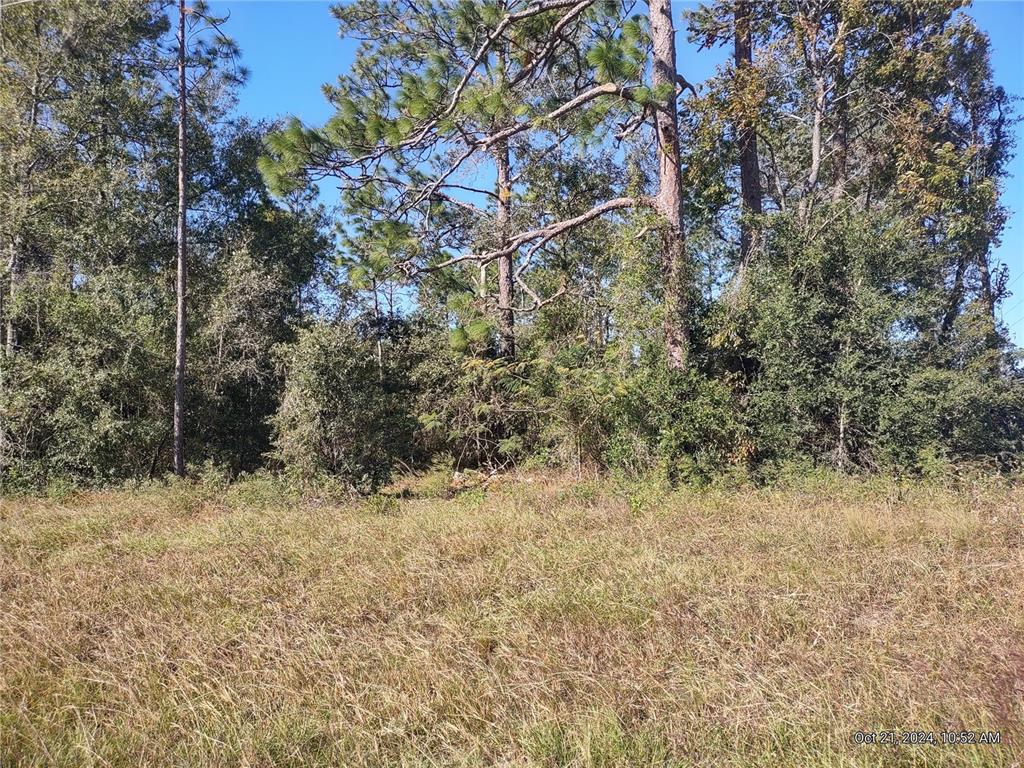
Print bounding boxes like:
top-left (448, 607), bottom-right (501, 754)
top-left (1, 474), bottom-right (1022, 767)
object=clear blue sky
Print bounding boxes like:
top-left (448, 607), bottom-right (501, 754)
top-left (209, 0), bottom-right (1024, 342)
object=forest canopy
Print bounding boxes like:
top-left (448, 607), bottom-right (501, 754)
top-left (1, 0), bottom-right (1021, 492)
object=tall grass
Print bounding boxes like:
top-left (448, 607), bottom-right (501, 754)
top-left (1, 472), bottom-right (1021, 766)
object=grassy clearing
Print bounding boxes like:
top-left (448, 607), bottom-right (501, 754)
top-left (1, 473), bottom-right (1022, 767)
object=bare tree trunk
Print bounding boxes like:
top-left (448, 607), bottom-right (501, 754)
top-left (976, 251), bottom-right (1001, 375)
top-left (734, 0), bottom-right (762, 278)
top-left (830, 47), bottom-right (850, 202)
top-left (798, 72), bottom-right (825, 225)
top-left (966, 111), bottom-right (998, 331)
top-left (494, 141), bottom-right (515, 359)
top-left (371, 278), bottom-right (384, 381)
top-left (5, 239), bottom-right (17, 358)
top-left (835, 399), bottom-right (850, 468)
top-left (795, 5), bottom-right (826, 227)
top-left (834, 329), bottom-right (853, 469)
top-left (173, 0), bottom-right (187, 478)
top-left (649, 0), bottom-right (689, 370)
top-left (977, 253), bottom-right (996, 322)
top-left (6, 55), bottom-right (41, 361)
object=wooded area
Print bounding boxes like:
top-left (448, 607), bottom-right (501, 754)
top-left (1, 0), bottom-right (1021, 492)
top-left (2, 3), bottom-right (1023, 763)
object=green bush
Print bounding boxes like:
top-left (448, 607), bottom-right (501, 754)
top-left (605, 365), bottom-right (745, 485)
top-left (876, 368), bottom-right (1024, 472)
top-left (412, 340), bottom-right (536, 470)
top-left (0, 269), bottom-right (169, 490)
top-left (270, 323), bottom-right (414, 493)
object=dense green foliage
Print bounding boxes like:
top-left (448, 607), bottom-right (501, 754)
top-left (271, 323), bottom-right (415, 491)
top-left (1, 0), bottom-right (1021, 493)
top-left (0, 2), bottom-right (329, 489)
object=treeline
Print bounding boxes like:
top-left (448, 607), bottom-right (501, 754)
top-left (1, 0), bottom-right (1022, 493)
top-left (0, 1), bottom-right (330, 488)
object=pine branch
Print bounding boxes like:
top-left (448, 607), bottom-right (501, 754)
top-left (402, 195), bottom-right (644, 276)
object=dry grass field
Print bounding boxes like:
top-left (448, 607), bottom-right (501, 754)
top-left (1, 472), bottom-right (1022, 767)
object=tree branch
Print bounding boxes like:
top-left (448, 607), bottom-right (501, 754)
top-left (402, 196), bottom-right (644, 276)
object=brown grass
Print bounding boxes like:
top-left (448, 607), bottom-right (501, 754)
top-left (1, 472), bottom-right (1022, 766)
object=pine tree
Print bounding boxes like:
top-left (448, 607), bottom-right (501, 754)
top-left (165, 0), bottom-right (244, 477)
top-left (261, 0), bottom-right (699, 368)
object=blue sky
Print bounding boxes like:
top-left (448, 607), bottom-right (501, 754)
top-left (209, 0), bottom-right (1024, 342)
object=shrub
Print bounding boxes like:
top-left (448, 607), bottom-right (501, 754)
top-left (412, 341), bottom-right (536, 470)
top-left (270, 323), bottom-right (414, 493)
top-left (605, 365), bottom-right (745, 485)
top-left (0, 269), bottom-right (169, 490)
top-left (876, 367), bottom-right (1024, 472)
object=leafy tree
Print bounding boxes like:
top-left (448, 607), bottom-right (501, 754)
top-left (2, 0), bottom-right (1021, 490)
top-left (0, 0), bottom-right (167, 357)
top-left (0, 4), bottom-right (327, 488)
top-left (689, 0), bottom-right (1020, 469)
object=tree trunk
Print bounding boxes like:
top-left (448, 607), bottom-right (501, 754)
top-left (939, 255), bottom-right (966, 341)
top-left (830, 48), bottom-right (850, 202)
top-left (5, 239), bottom-right (17, 358)
top-left (173, 0), bottom-right (187, 478)
top-left (5, 55), bottom-right (41, 361)
top-left (967, 112), bottom-right (998, 332)
top-left (796, 7), bottom-right (826, 227)
top-left (648, 0), bottom-right (689, 370)
top-left (371, 279), bottom-right (384, 381)
top-left (494, 141), bottom-right (515, 359)
top-left (835, 399), bottom-right (850, 469)
top-left (798, 73), bottom-right (825, 225)
top-left (977, 253), bottom-right (996, 323)
top-left (734, 0), bottom-right (762, 276)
